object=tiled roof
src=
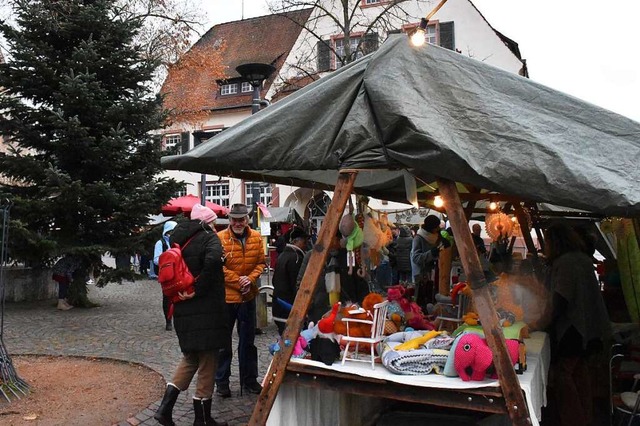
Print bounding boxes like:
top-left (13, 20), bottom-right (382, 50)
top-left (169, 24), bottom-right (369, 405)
top-left (162, 8), bottom-right (312, 113)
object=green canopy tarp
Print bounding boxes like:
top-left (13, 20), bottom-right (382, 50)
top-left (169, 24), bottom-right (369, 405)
top-left (162, 35), bottom-right (640, 217)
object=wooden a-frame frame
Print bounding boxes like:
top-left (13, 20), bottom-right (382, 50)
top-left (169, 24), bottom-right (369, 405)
top-left (249, 172), bottom-right (532, 426)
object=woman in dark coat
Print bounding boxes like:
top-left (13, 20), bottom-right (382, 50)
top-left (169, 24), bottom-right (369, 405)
top-left (395, 226), bottom-right (413, 283)
top-left (544, 221), bottom-right (611, 426)
top-left (154, 204), bottom-right (230, 426)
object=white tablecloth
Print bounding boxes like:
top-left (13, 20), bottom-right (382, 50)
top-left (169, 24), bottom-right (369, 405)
top-left (267, 331), bottom-right (550, 426)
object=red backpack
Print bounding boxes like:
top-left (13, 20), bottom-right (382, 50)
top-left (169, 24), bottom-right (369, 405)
top-left (157, 236), bottom-right (197, 304)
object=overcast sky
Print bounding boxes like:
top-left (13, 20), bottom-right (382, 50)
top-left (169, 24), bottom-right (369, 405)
top-left (201, 0), bottom-right (640, 123)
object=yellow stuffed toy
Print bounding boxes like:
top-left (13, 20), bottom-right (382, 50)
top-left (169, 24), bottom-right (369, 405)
top-left (394, 330), bottom-right (441, 351)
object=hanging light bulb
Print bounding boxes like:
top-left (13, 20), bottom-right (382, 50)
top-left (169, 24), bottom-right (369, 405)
top-left (434, 195), bottom-right (444, 208)
top-left (489, 201), bottom-right (498, 211)
top-left (408, 0), bottom-right (449, 47)
top-left (410, 26), bottom-right (426, 47)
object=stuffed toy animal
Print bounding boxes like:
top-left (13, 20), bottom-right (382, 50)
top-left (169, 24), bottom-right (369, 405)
top-left (318, 302), bottom-right (340, 334)
top-left (386, 285), bottom-right (434, 330)
top-left (462, 312), bottom-right (480, 326)
top-left (312, 309), bottom-right (342, 366)
top-left (394, 330), bottom-right (442, 351)
top-left (453, 333), bottom-right (520, 381)
top-left (339, 214), bottom-right (364, 275)
top-left (269, 335), bottom-right (308, 358)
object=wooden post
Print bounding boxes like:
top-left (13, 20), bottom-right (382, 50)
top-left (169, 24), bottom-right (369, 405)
top-left (248, 171), bottom-right (358, 426)
top-left (438, 179), bottom-right (531, 426)
top-left (514, 203), bottom-right (543, 275)
top-left (633, 218), bottom-right (640, 253)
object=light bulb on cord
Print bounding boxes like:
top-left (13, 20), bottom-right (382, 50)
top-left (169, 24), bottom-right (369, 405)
top-left (408, 0), bottom-right (449, 47)
top-left (434, 195), bottom-right (444, 208)
top-left (410, 27), bottom-right (426, 47)
top-left (489, 201), bottom-right (498, 211)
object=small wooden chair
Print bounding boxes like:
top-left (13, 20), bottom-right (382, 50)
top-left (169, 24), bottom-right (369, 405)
top-left (340, 300), bottom-right (389, 370)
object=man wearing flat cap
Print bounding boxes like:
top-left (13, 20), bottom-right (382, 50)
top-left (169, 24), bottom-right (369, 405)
top-left (215, 203), bottom-right (265, 397)
top-left (272, 226), bottom-right (309, 335)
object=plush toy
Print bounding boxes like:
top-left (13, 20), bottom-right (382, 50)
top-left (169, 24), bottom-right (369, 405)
top-left (312, 309), bottom-right (342, 366)
top-left (393, 330), bottom-right (442, 351)
top-left (462, 312), bottom-right (480, 326)
top-left (386, 285), bottom-right (434, 330)
top-left (269, 335), bottom-right (308, 358)
top-left (454, 333), bottom-right (520, 381)
top-left (318, 302), bottom-right (340, 334)
top-left (339, 213), bottom-right (364, 275)
top-left (269, 323), bottom-right (319, 359)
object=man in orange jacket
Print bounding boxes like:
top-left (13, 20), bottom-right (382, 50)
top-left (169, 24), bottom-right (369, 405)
top-left (215, 203), bottom-right (265, 397)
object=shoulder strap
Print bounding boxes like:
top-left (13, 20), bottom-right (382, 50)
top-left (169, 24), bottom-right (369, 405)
top-left (181, 234), bottom-right (198, 250)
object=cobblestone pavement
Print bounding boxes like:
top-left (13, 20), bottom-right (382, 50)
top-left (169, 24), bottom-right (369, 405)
top-left (3, 279), bottom-right (280, 426)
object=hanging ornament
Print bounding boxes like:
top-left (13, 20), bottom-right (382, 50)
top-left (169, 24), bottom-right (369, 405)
top-left (485, 212), bottom-right (513, 241)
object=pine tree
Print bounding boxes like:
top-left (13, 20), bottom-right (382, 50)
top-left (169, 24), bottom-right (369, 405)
top-left (0, 0), bottom-right (181, 303)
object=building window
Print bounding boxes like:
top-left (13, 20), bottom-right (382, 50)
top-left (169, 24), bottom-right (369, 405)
top-left (221, 83), bottom-right (238, 95)
top-left (245, 182), bottom-right (272, 206)
top-left (206, 181), bottom-right (230, 207)
top-left (241, 82), bottom-right (253, 93)
top-left (329, 33), bottom-right (379, 70)
top-left (163, 133), bottom-right (181, 152)
top-left (363, 0), bottom-right (381, 4)
top-left (175, 186), bottom-right (187, 197)
top-left (164, 134), bottom-right (180, 149)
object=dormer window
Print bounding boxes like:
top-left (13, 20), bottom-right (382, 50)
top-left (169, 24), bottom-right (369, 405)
top-left (221, 83), bottom-right (238, 95)
top-left (241, 81), bottom-right (253, 93)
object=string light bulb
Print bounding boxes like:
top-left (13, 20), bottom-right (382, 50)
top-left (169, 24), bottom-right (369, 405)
top-left (410, 19), bottom-right (427, 47)
top-left (433, 195), bottom-right (444, 208)
top-left (489, 201), bottom-right (498, 211)
top-left (408, 0), bottom-right (449, 47)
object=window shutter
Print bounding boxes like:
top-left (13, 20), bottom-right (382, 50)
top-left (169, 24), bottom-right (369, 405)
top-left (362, 32), bottom-right (379, 55)
top-left (317, 39), bottom-right (331, 72)
top-left (180, 132), bottom-right (190, 154)
top-left (439, 21), bottom-right (455, 50)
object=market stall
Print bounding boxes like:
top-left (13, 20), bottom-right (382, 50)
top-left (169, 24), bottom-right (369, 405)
top-left (162, 34), bottom-right (640, 425)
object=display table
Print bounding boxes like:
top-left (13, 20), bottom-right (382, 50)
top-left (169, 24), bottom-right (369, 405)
top-left (266, 331), bottom-right (550, 425)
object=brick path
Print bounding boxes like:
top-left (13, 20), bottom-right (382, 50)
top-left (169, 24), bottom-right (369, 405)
top-left (3, 279), bottom-right (279, 425)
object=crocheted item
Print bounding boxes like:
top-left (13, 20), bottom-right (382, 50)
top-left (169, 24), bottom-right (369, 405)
top-left (381, 331), bottom-right (451, 375)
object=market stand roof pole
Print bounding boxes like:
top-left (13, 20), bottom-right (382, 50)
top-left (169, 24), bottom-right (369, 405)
top-left (438, 178), bottom-right (531, 426)
top-left (249, 171), bottom-right (358, 426)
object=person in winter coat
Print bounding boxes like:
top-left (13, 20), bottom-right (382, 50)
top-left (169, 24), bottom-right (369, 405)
top-left (215, 203), bottom-right (265, 397)
top-left (154, 204), bottom-right (229, 426)
top-left (272, 227), bottom-right (309, 335)
top-left (411, 215), bottom-right (447, 307)
top-left (395, 226), bottom-right (413, 283)
top-left (154, 220), bottom-right (177, 331)
top-left (543, 221), bottom-right (611, 426)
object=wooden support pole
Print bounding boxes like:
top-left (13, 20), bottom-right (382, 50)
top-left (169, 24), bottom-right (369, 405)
top-left (633, 218), bottom-right (640, 253)
top-left (248, 171), bottom-right (358, 426)
top-left (438, 179), bottom-right (531, 426)
top-left (514, 203), bottom-right (543, 278)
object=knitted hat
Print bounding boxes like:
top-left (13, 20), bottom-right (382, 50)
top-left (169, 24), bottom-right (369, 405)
top-left (289, 227), bottom-right (309, 242)
top-left (191, 204), bottom-right (217, 223)
top-left (423, 215), bottom-right (441, 232)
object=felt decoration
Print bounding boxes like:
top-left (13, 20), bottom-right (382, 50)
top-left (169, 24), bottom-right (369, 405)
top-left (454, 333), bottom-right (520, 381)
top-left (462, 312), bottom-right (479, 326)
top-left (318, 302), bottom-right (340, 334)
top-left (393, 330), bottom-right (442, 351)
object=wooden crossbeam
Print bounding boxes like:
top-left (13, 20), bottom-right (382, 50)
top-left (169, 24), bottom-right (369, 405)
top-left (438, 179), bottom-right (532, 426)
top-left (248, 171), bottom-right (358, 426)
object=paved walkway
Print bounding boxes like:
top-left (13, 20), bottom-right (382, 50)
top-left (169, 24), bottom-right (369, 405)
top-left (3, 279), bottom-right (280, 425)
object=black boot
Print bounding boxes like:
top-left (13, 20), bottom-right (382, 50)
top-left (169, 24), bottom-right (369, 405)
top-left (154, 383), bottom-right (180, 426)
top-left (165, 319), bottom-right (172, 331)
top-left (193, 398), bottom-right (228, 426)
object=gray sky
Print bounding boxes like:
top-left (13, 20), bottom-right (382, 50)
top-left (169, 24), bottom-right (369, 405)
top-left (202, 0), bottom-right (640, 123)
